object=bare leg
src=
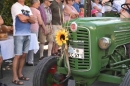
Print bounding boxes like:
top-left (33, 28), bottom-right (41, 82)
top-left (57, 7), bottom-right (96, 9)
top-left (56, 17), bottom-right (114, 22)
top-left (52, 42), bottom-right (55, 54)
top-left (52, 42), bottom-right (59, 55)
top-left (12, 55), bottom-right (23, 84)
top-left (18, 53), bottom-right (28, 78)
top-left (55, 43), bottom-right (59, 53)
top-left (40, 43), bottom-right (44, 58)
top-left (48, 41), bottom-right (53, 56)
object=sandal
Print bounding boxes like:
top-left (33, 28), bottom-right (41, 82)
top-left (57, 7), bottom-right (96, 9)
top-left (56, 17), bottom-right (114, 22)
top-left (56, 52), bottom-right (61, 56)
top-left (12, 80), bottom-right (23, 85)
top-left (19, 76), bottom-right (30, 81)
top-left (52, 53), bottom-right (57, 56)
top-left (39, 57), bottom-right (44, 61)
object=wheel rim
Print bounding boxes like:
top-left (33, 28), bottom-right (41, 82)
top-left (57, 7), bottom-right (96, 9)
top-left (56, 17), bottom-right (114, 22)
top-left (45, 65), bottom-right (64, 86)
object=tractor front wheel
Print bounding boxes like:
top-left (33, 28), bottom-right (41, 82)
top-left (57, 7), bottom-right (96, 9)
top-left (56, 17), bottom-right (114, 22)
top-left (120, 69), bottom-right (130, 86)
top-left (33, 56), bottom-right (66, 86)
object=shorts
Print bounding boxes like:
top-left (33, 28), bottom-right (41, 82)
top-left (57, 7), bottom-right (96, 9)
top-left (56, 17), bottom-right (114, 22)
top-left (39, 25), bottom-right (53, 44)
top-left (14, 36), bottom-right (30, 55)
top-left (52, 25), bottom-right (62, 42)
top-left (0, 46), bottom-right (1, 56)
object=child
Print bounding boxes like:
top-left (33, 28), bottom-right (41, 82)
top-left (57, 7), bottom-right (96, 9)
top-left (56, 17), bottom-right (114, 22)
top-left (91, 9), bottom-right (98, 17)
top-left (79, 4), bottom-right (84, 18)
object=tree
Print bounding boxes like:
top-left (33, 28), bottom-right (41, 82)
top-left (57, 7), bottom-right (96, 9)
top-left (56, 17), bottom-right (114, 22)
top-left (0, 0), bottom-right (30, 25)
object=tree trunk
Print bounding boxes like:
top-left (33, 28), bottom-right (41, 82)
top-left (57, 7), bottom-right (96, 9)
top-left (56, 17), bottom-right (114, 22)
top-left (84, 0), bottom-right (92, 17)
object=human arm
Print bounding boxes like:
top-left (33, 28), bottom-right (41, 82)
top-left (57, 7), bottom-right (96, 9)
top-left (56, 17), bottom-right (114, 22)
top-left (11, 5), bottom-right (35, 23)
top-left (37, 14), bottom-right (47, 35)
top-left (27, 8), bottom-right (35, 24)
top-left (27, 15), bottom-right (35, 24)
top-left (126, 0), bottom-right (130, 3)
top-left (0, 16), bottom-right (4, 25)
top-left (38, 7), bottom-right (48, 35)
top-left (92, 3), bottom-right (102, 12)
top-left (17, 14), bottom-right (35, 23)
top-left (102, 0), bottom-right (113, 4)
top-left (64, 5), bottom-right (79, 18)
top-left (17, 14), bottom-right (30, 23)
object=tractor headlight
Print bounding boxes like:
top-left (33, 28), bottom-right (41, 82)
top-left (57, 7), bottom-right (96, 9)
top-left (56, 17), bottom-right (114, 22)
top-left (98, 37), bottom-right (111, 49)
top-left (70, 22), bottom-right (77, 32)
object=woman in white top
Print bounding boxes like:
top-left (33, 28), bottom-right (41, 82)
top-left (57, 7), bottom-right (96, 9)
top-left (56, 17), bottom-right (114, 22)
top-left (92, 0), bottom-right (103, 17)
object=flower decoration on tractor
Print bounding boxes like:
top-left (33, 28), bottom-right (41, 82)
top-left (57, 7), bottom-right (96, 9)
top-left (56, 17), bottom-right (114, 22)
top-left (55, 29), bottom-right (69, 46)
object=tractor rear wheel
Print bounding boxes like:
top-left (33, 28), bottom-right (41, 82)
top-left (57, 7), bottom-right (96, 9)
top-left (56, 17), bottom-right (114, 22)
top-left (33, 56), bottom-right (66, 86)
top-left (120, 69), bottom-right (130, 86)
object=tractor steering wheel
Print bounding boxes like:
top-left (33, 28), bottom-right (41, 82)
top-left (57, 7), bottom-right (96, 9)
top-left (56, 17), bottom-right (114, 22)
top-left (121, 3), bottom-right (130, 14)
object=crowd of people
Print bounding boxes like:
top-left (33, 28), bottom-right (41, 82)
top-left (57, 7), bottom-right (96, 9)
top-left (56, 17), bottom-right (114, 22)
top-left (0, 0), bottom-right (130, 85)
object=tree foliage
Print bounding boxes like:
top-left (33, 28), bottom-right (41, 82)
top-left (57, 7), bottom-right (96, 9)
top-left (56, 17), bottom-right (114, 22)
top-left (0, 0), bottom-right (31, 25)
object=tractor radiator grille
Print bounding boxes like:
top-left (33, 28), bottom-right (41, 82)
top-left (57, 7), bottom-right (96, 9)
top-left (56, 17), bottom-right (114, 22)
top-left (114, 30), bottom-right (130, 44)
top-left (68, 28), bottom-right (90, 70)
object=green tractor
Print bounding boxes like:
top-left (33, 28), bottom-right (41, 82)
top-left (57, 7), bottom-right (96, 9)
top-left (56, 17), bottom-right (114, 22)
top-left (33, 2), bottom-right (130, 86)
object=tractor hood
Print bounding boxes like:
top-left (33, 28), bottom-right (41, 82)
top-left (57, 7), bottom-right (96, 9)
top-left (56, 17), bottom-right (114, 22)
top-left (68, 17), bottom-right (130, 28)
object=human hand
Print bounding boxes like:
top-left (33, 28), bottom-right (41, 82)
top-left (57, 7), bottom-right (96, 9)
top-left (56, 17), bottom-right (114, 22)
top-left (50, 26), bottom-right (53, 34)
top-left (120, 9), bottom-right (130, 18)
top-left (71, 14), bottom-right (77, 19)
top-left (43, 29), bottom-right (48, 36)
top-left (101, 0), bottom-right (110, 5)
top-left (28, 16), bottom-right (35, 24)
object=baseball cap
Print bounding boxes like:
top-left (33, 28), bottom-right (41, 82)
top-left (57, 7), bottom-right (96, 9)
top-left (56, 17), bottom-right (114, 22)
top-left (91, 9), bottom-right (98, 15)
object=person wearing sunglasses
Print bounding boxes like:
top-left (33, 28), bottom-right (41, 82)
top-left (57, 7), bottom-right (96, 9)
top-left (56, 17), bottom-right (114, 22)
top-left (38, 0), bottom-right (54, 60)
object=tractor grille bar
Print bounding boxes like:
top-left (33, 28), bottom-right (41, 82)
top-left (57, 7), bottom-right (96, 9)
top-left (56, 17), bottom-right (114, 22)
top-left (69, 28), bottom-right (90, 70)
top-left (114, 30), bottom-right (130, 44)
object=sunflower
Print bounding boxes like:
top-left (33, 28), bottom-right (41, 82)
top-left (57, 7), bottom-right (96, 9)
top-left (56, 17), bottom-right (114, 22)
top-left (55, 29), bottom-right (69, 46)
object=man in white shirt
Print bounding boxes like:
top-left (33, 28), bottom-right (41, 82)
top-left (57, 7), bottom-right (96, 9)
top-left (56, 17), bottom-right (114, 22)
top-left (11, 0), bottom-right (35, 85)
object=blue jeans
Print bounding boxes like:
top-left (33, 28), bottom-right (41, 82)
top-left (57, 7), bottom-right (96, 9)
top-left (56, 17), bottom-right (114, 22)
top-left (14, 36), bottom-right (30, 55)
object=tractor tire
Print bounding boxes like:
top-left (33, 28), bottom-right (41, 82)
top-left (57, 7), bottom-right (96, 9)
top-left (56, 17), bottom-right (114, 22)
top-left (119, 69), bottom-right (130, 86)
top-left (33, 56), bottom-right (66, 86)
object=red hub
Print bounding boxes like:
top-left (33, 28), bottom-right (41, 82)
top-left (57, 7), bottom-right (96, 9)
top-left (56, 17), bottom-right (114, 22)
top-left (45, 65), bottom-right (64, 86)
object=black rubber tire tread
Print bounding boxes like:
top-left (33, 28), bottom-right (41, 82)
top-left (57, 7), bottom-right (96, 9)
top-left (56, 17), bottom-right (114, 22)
top-left (119, 69), bottom-right (130, 86)
top-left (33, 56), bottom-right (59, 86)
top-left (33, 57), bottom-right (49, 86)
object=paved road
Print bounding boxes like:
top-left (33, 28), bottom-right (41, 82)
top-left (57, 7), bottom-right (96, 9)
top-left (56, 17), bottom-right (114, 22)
top-left (0, 50), bottom-right (119, 86)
